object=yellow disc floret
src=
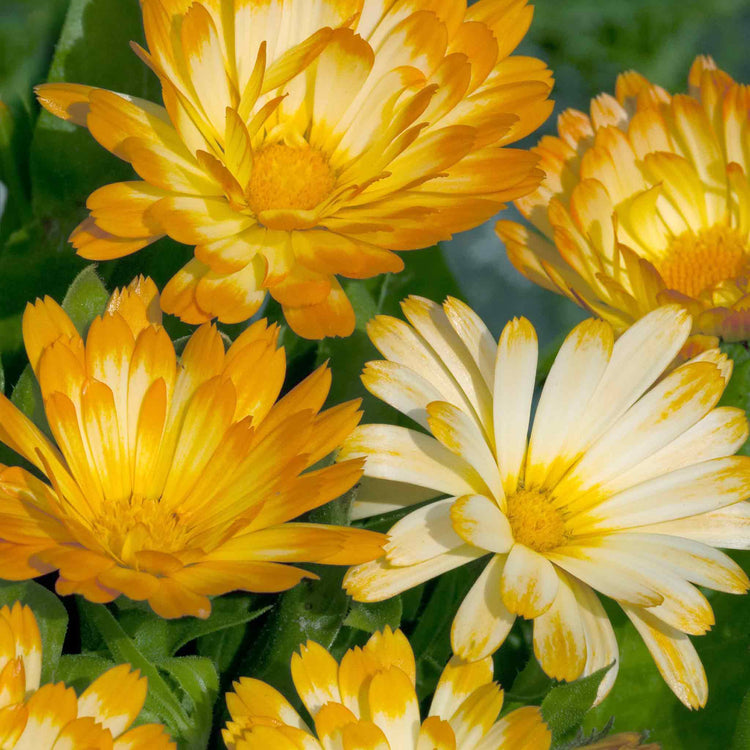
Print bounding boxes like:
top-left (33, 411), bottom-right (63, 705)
top-left (655, 225), bottom-right (750, 298)
top-left (247, 143), bottom-right (336, 214)
top-left (506, 489), bottom-right (568, 553)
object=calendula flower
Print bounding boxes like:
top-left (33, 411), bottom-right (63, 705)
top-left (498, 56), bottom-right (750, 342)
top-left (0, 601), bottom-right (173, 748)
top-left (342, 297), bottom-right (750, 708)
top-left (35, 0), bottom-right (552, 339)
top-left (222, 626), bottom-right (551, 749)
top-left (0, 277), bottom-right (384, 618)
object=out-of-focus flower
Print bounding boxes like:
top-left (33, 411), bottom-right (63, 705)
top-left (498, 56), bottom-right (750, 343)
top-left (0, 602), bottom-right (174, 748)
top-left (342, 297), bottom-right (750, 707)
top-left (0, 277), bottom-right (384, 618)
top-left (36, 0), bottom-right (552, 338)
top-left (222, 626), bottom-right (551, 749)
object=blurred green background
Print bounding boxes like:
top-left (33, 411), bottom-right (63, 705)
top-left (0, 1), bottom-right (749, 748)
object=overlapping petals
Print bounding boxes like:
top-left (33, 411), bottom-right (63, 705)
top-left (0, 602), bottom-right (173, 748)
top-left (497, 56), bottom-right (750, 342)
top-left (36, 0), bottom-right (552, 338)
top-left (222, 626), bottom-right (551, 749)
top-left (341, 296), bottom-right (750, 707)
top-left (0, 276), bottom-right (384, 618)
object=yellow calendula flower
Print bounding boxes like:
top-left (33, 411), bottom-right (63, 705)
top-left (0, 602), bottom-right (174, 748)
top-left (342, 297), bottom-right (750, 708)
top-left (0, 277), bottom-right (384, 619)
top-left (35, 0), bottom-right (552, 339)
top-left (222, 626), bottom-right (551, 749)
top-left (498, 56), bottom-right (750, 342)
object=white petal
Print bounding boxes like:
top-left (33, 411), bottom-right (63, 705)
top-left (450, 494), bottom-right (513, 553)
top-left (427, 401), bottom-right (501, 502)
top-left (401, 296), bottom-right (493, 433)
top-left (500, 544), bottom-right (559, 618)
top-left (622, 604), bottom-right (707, 709)
top-left (570, 456), bottom-right (750, 533)
top-left (494, 317), bottom-right (537, 496)
top-left (362, 360), bottom-right (443, 430)
top-left (570, 581), bottom-right (619, 704)
top-left (570, 305), bottom-right (692, 457)
top-left (635, 500), bottom-right (750, 549)
top-left (554, 360), bottom-right (725, 510)
top-left (429, 655), bottom-right (493, 721)
top-left (344, 545), bottom-right (487, 602)
top-left (443, 296), bottom-right (496, 393)
top-left (525, 318), bottom-right (613, 489)
top-left (451, 555), bottom-right (516, 660)
top-left (533, 570), bottom-right (588, 682)
top-left (385, 498), bottom-right (464, 565)
top-left (597, 406), bottom-right (749, 498)
top-left (351, 476), bottom-right (442, 520)
top-left (340, 424), bottom-right (485, 498)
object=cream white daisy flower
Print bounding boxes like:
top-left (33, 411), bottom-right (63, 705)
top-left (342, 299), bottom-right (750, 708)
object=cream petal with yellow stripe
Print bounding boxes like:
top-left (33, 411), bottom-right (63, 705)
top-left (342, 298), bottom-right (750, 707)
top-left (223, 627), bottom-right (552, 750)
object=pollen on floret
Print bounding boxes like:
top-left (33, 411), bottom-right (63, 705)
top-left (247, 143), bottom-right (336, 214)
top-left (506, 489), bottom-right (568, 553)
top-left (656, 225), bottom-right (750, 298)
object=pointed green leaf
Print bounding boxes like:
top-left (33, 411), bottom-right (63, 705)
top-left (61, 264), bottom-right (109, 335)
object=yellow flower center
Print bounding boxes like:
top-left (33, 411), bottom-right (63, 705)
top-left (247, 143), bottom-right (336, 214)
top-left (506, 490), bottom-right (567, 553)
top-left (655, 225), bottom-right (749, 298)
top-left (90, 496), bottom-right (190, 563)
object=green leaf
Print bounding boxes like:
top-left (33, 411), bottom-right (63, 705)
top-left (78, 600), bottom-right (194, 745)
top-left (344, 598), bottom-right (402, 633)
top-left (157, 656), bottom-right (218, 749)
top-left (10, 365), bottom-right (48, 434)
top-left (197, 620), bottom-right (248, 677)
top-left (732, 688), bottom-right (750, 750)
top-left (541, 665), bottom-right (611, 746)
top-left (55, 653), bottom-right (116, 693)
top-left (237, 566), bottom-right (349, 706)
top-left (61, 264), bottom-right (109, 335)
top-left (0, 580), bottom-right (68, 684)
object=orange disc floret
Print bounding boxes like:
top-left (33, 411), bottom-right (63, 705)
top-left (36, 0), bottom-right (553, 338)
top-left (0, 277), bottom-right (384, 618)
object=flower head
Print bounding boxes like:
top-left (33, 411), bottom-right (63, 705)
top-left (222, 626), bottom-right (551, 749)
top-left (0, 277), bottom-right (384, 618)
top-left (342, 297), bottom-right (750, 708)
top-left (0, 602), bottom-right (173, 748)
top-left (36, 0), bottom-right (552, 338)
top-left (497, 56), bottom-right (750, 342)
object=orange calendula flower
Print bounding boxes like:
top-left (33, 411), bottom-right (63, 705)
top-left (222, 626), bottom-right (551, 749)
top-left (341, 297), bottom-right (750, 708)
top-left (0, 277), bottom-right (384, 618)
top-left (497, 56), bottom-right (750, 342)
top-left (35, 0), bottom-right (552, 339)
top-left (0, 602), bottom-right (174, 748)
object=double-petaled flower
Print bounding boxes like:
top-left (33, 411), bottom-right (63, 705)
top-left (222, 626), bottom-right (551, 749)
top-left (0, 277), bottom-right (384, 618)
top-left (343, 297), bottom-right (750, 708)
top-left (36, 0), bottom-right (552, 338)
top-left (498, 56), bottom-right (750, 343)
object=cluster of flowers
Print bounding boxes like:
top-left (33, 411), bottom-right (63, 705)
top-left (0, 0), bottom-right (746, 746)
